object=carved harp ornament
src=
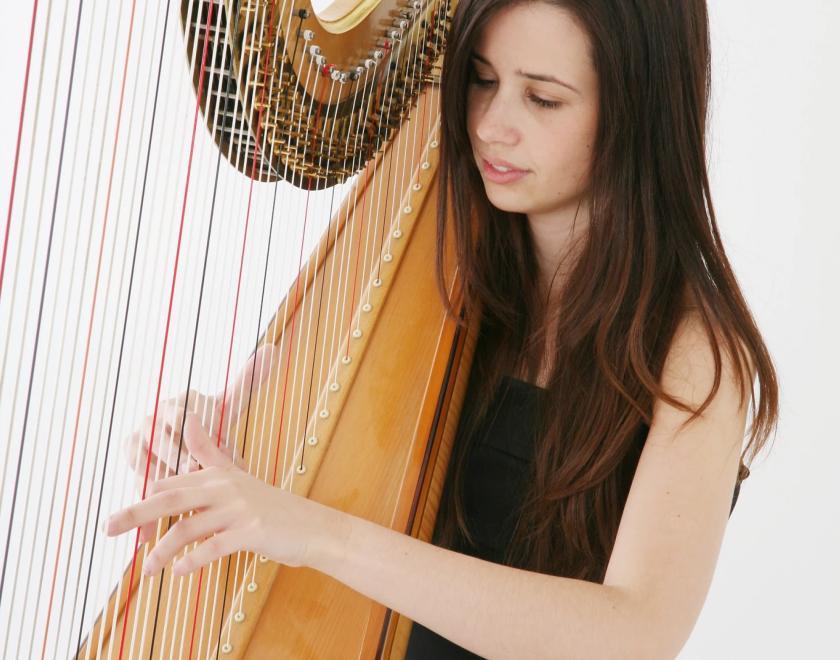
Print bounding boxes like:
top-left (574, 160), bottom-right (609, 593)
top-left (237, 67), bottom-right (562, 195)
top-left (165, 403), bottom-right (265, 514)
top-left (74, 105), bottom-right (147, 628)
top-left (0, 0), bottom-right (475, 657)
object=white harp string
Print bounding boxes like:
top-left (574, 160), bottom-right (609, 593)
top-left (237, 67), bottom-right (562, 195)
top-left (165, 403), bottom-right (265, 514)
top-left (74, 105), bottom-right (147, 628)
top-left (0, 1), bottom-right (448, 657)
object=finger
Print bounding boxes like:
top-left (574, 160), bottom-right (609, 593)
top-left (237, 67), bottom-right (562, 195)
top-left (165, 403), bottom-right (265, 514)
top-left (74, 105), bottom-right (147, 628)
top-left (145, 465), bottom-right (229, 495)
top-left (172, 529), bottom-right (242, 577)
top-left (154, 420), bottom-right (191, 475)
top-left (142, 511), bottom-right (226, 575)
top-left (138, 519), bottom-right (158, 545)
top-left (126, 424), bottom-right (157, 474)
top-left (149, 406), bottom-right (200, 475)
top-left (128, 417), bottom-right (171, 473)
top-left (160, 401), bottom-right (188, 433)
top-left (132, 427), bottom-right (185, 479)
top-left (130, 441), bottom-right (175, 491)
top-left (105, 486), bottom-right (211, 536)
top-left (178, 390), bottom-right (216, 432)
top-left (173, 388), bottom-right (202, 410)
top-left (184, 413), bottom-right (238, 469)
top-left (220, 344), bottom-right (278, 431)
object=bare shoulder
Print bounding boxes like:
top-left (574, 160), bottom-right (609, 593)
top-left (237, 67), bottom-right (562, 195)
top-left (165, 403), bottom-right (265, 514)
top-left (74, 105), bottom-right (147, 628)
top-left (658, 307), bottom-right (756, 422)
top-left (601, 307), bottom-right (755, 657)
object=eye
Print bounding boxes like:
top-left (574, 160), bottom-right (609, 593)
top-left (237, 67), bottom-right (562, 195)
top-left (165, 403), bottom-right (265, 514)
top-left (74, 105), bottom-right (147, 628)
top-left (527, 93), bottom-right (561, 110)
top-left (468, 71), bottom-right (496, 88)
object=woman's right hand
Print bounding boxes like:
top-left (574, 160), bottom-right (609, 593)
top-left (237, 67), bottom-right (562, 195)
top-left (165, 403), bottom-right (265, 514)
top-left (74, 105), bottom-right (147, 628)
top-left (122, 343), bottom-right (279, 496)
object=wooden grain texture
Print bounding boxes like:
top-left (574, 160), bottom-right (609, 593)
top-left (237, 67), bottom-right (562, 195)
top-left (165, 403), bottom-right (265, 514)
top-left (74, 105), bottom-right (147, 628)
top-left (77, 83), bottom-right (470, 659)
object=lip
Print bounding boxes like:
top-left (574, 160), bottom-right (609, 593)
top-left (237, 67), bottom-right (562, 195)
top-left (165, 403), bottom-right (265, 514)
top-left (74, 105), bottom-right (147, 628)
top-left (480, 157), bottom-right (530, 184)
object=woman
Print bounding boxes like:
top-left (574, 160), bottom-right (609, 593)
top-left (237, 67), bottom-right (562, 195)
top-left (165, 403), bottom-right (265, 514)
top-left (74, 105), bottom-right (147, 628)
top-left (108, 1), bottom-right (779, 657)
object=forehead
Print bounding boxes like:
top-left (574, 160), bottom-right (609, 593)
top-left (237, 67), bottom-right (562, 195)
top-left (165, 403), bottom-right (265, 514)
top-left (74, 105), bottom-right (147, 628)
top-left (472, 3), bottom-right (597, 91)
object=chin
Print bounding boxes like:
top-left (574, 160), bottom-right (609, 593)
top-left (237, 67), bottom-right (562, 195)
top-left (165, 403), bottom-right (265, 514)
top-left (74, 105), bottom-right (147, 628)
top-left (483, 189), bottom-right (532, 215)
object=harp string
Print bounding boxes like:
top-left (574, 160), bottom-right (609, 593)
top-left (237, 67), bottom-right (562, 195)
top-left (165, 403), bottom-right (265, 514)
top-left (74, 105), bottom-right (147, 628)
top-left (189, 3), bottom-right (296, 655)
top-left (0, 0), bottom-right (41, 300)
top-left (124, 0), bottom-right (270, 656)
top-left (117, 0), bottom-right (222, 654)
top-left (141, 3), bottom-right (239, 655)
top-left (0, 0), bottom-right (67, 654)
top-left (160, 3), bottom-right (322, 656)
top-left (199, 10), bottom-right (316, 654)
top-left (104, 2), bottom-right (188, 657)
top-left (0, 0), bottom-right (62, 461)
top-left (0, 0), bottom-right (91, 654)
top-left (50, 1), bottom-right (143, 656)
top-left (132, 1), bottom-right (271, 656)
top-left (211, 5), bottom-right (439, 651)
top-left (195, 3), bottom-right (320, 654)
top-left (212, 1), bottom-right (440, 648)
top-left (0, 0), bottom-right (449, 656)
top-left (7, 0), bottom-right (88, 656)
top-left (77, 1), bottom-right (175, 656)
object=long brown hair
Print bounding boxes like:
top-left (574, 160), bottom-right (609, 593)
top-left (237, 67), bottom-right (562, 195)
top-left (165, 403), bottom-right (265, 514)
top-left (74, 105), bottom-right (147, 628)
top-left (434, 0), bottom-right (780, 582)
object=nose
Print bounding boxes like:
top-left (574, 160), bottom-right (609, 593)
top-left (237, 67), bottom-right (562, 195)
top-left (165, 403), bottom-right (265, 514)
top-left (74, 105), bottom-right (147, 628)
top-left (472, 90), bottom-right (520, 146)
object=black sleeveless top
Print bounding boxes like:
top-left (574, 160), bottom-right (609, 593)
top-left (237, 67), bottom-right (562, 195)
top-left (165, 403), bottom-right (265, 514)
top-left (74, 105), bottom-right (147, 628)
top-left (404, 375), bottom-right (741, 659)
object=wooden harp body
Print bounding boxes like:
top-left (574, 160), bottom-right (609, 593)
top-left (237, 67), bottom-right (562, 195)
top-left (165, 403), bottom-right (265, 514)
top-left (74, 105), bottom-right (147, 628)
top-left (0, 0), bottom-right (472, 658)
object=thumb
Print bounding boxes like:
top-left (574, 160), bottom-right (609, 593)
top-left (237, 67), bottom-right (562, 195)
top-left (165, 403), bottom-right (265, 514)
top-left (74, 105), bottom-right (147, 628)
top-left (183, 413), bottom-right (239, 469)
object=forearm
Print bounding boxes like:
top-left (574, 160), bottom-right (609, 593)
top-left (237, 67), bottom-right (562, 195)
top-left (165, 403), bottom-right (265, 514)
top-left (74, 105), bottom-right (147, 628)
top-left (308, 508), bottom-right (653, 660)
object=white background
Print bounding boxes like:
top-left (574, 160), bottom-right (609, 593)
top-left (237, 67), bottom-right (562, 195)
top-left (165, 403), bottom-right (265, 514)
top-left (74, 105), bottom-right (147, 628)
top-left (0, 1), bottom-right (837, 658)
top-left (682, 2), bottom-right (839, 658)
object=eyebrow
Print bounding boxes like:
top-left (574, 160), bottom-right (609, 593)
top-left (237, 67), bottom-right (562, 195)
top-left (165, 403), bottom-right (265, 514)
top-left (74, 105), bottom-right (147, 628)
top-left (471, 52), bottom-right (581, 95)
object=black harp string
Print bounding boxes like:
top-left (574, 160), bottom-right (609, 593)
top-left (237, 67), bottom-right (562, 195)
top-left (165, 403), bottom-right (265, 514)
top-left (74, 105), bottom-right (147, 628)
top-left (120, 0), bottom-right (236, 644)
top-left (0, 0), bottom-right (86, 619)
top-left (209, 3), bottom-right (313, 656)
top-left (0, 1), bottom-right (449, 656)
top-left (145, 0), bottom-right (233, 653)
top-left (1, 0), bottom-right (67, 655)
top-left (75, 0), bottom-right (174, 650)
top-left (57, 0), bottom-right (140, 651)
top-left (151, 1), bottom-right (267, 655)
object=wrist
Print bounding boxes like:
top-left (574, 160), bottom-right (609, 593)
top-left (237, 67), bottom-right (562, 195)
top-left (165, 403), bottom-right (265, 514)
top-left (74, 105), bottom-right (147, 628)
top-left (304, 500), bottom-right (354, 573)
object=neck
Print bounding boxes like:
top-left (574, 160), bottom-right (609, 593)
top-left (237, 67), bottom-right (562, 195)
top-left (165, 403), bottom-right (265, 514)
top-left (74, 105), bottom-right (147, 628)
top-left (527, 196), bottom-right (591, 300)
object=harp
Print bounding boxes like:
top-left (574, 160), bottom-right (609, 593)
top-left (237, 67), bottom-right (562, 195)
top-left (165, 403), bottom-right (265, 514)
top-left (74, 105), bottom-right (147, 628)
top-left (0, 0), bottom-right (475, 657)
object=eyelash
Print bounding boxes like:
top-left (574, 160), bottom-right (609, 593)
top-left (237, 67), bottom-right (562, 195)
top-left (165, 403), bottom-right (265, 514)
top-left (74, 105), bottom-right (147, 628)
top-left (469, 75), bottom-right (561, 110)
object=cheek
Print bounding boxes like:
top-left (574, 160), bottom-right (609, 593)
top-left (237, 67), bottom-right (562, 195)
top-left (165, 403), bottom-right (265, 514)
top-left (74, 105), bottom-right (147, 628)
top-left (540, 123), bottom-right (596, 181)
top-left (465, 100), bottom-right (481, 143)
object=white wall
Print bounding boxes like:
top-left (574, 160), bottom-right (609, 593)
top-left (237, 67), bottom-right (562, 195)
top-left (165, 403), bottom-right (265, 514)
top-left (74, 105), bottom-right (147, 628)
top-left (684, 2), bottom-right (840, 657)
top-left (0, 1), bottom-right (836, 657)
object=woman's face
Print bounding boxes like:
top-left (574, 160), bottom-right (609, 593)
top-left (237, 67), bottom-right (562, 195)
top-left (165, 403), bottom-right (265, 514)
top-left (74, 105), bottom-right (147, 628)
top-left (466, 3), bottom-right (599, 225)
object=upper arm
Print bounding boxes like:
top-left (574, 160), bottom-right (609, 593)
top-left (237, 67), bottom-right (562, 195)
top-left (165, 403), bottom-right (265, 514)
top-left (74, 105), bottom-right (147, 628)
top-left (603, 313), bottom-right (754, 658)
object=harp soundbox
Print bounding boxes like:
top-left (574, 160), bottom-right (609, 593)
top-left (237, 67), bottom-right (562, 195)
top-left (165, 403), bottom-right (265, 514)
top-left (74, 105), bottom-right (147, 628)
top-left (0, 0), bottom-right (474, 657)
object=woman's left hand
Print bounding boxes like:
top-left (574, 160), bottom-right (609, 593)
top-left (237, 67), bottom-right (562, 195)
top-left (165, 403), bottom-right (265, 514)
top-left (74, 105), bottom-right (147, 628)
top-left (105, 412), bottom-right (339, 577)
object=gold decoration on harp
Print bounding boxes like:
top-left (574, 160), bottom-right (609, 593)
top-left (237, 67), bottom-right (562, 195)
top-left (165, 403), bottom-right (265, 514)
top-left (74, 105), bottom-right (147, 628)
top-left (1, 0), bottom-right (473, 658)
top-left (181, 0), bottom-right (450, 187)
